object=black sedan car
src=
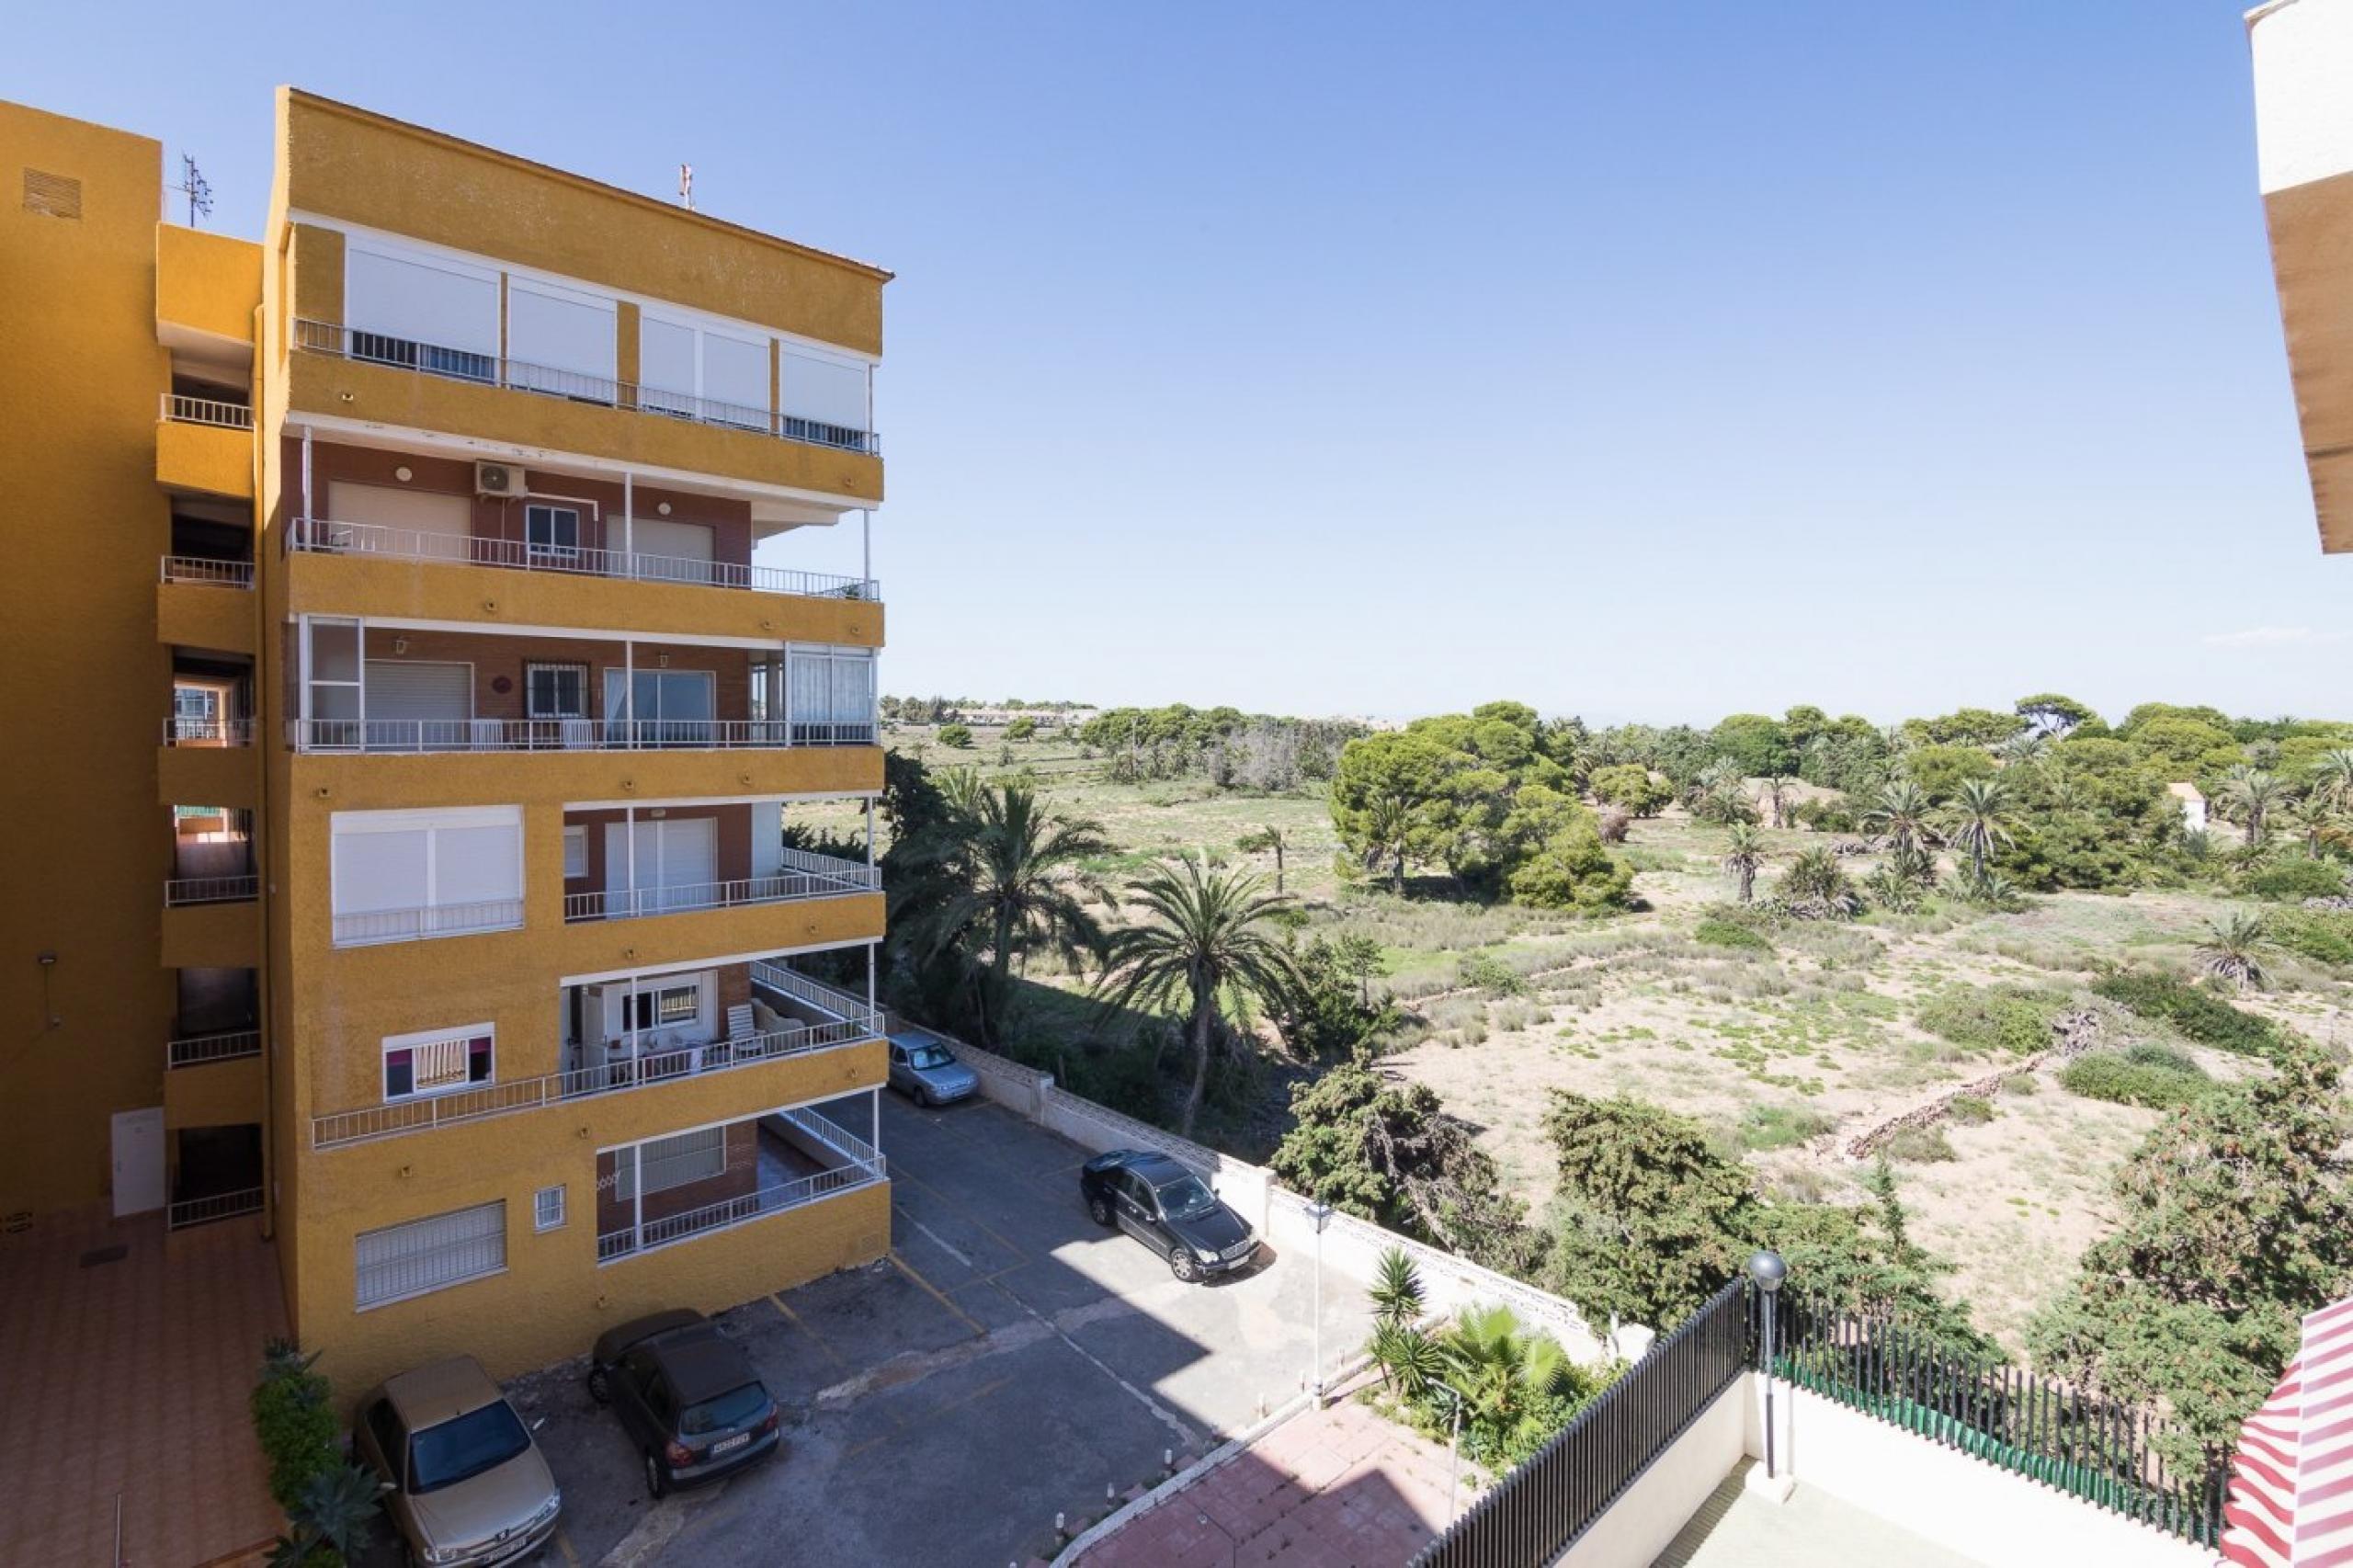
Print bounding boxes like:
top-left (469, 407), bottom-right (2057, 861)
top-left (585, 1309), bottom-right (781, 1497)
top-left (1080, 1150), bottom-right (1260, 1281)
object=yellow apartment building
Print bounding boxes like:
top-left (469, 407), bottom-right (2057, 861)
top-left (1, 89), bottom-right (896, 1395)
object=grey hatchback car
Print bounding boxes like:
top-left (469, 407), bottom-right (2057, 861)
top-left (354, 1357), bottom-right (561, 1568)
top-left (887, 1033), bottom-right (979, 1107)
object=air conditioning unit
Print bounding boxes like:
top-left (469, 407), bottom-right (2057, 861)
top-left (475, 461), bottom-right (524, 497)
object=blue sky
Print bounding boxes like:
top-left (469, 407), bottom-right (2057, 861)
top-left (15, 2), bottom-right (2347, 724)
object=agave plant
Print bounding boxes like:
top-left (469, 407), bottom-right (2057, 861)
top-left (2197, 912), bottom-right (2272, 993)
top-left (1954, 866), bottom-right (2025, 912)
top-left (1370, 1246), bottom-right (1425, 1327)
top-left (270, 1463), bottom-right (388, 1568)
top-left (1370, 1320), bottom-right (1446, 1401)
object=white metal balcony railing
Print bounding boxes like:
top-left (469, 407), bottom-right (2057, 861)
top-left (165, 716), bottom-right (255, 746)
top-left (168, 1186), bottom-right (265, 1229)
top-left (564, 851), bottom-right (878, 924)
top-left (331, 897), bottom-right (523, 948)
top-left (286, 517), bottom-right (878, 603)
top-left (291, 319), bottom-right (879, 457)
top-left (310, 972), bottom-right (883, 1149)
top-left (161, 392), bottom-right (254, 430)
top-left (165, 874), bottom-right (257, 907)
top-left (160, 555), bottom-right (255, 587)
top-left (597, 1107), bottom-right (886, 1263)
top-left (168, 1029), bottom-right (261, 1069)
top-left (287, 716), bottom-right (876, 754)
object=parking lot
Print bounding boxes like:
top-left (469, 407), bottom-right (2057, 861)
top-left (517, 1094), bottom-right (1368, 1566)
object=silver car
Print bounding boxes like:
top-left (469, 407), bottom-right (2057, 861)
top-left (887, 1034), bottom-right (979, 1107)
top-left (355, 1357), bottom-right (561, 1568)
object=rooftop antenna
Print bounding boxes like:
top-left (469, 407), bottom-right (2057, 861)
top-left (677, 163), bottom-right (694, 212)
top-left (174, 153), bottom-right (213, 227)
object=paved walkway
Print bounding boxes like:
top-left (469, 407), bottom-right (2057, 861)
top-left (1654, 1460), bottom-right (1981, 1567)
top-left (1074, 1383), bottom-right (1467, 1567)
top-left (0, 1204), bottom-right (285, 1568)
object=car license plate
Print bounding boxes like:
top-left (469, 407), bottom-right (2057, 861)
top-left (710, 1432), bottom-right (751, 1456)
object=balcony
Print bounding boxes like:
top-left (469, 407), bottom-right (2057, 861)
top-left (165, 875), bottom-right (256, 908)
top-left (331, 896), bottom-right (523, 949)
top-left (286, 517), bottom-right (877, 605)
top-left (164, 717), bottom-right (253, 747)
top-left (564, 849), bottom-right (877, 924)
top-left (595, 1102), bottom-right (886, 1264)
top-left (310, 966), bottom-right (880, 1150)
top-left (156, 394), bottom-right (254, 499)
top-left (161, 555), bottom-right (254, 588)
top-left (168, 1030), bottom-right (261, 1068)
top-left (289, 717), bottom-right (873, 754)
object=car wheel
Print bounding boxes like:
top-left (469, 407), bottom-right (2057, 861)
top-left (917, 1086), bottom-right (934, 1108)
top-left (585, 1367), bottom-right (610, 1404)
top-left (644, 1449), bottom-right (670, 1499)
top-left (1171, 1250), bottom-right (1200, 1283)
top-left (1087, 1194), bottom-right (1115, 1227)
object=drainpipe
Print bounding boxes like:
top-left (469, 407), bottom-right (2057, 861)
top-left (621, 472), bottom-right (632, 578)
top-left (860, 508), bottom-right (870, 595)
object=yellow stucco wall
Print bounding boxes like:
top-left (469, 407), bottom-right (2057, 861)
top-left (285, 549), bottom-right (884, 647)
top-left (281, 352), bottom-right (883, 504)
top-left (157, 579), bottom-right (260, 654)
top-left (0, 101), bottom-right (182, 1216)
top-left (302, 1178), bottom-right (891, 1409)
top-left (160, 901), bottom-right (263, 970)
top-left (156, 417), bottom-right (256, 498)
top-left (157, 223), bottom-right (262, 343)
top-left (287, 747), bottom-right (882, 813)
top-left (165, 1053), bottom-right (267, 1131)
top-left (158, 745), bottom-right (262, 811)
top-left (279, 90), bottom-right (886, 357)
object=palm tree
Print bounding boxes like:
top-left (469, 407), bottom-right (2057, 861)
top-left (1370, 1247), bottom-right (1425, 1326)
top-left (1236, 824), bottom-right (1290, 895)
top-left (2221, 766), bottom-right (2290, 850)
top-left (1997, 729), bottom-right (2049, 767)
top-left (897, 782), bottom-right (1112, 1040)
top-left (1759, 773), bottom-right (1794, 830)
top-left (1941, 776), bottom-right (2020, 881)
top-left (1362, 793), bottom-right (1413, 893)
top-left (2278, 796), bottom-right (2350, 859)
top-left (2312, 748), bottom-right (2353, 812)
top-left (1781, 846), bottom-right (1861, 919)
top-left (1440, 1304), bottom-right (1578, 1450)
top-left (2197, 912), bottom-right (2272, 993)
top-left (1720, 823), bottom-right (1768, 903)
top-left (1096, 858), bottom-right (1302, 1136)
top-left (1861, 780), bottom-right (1935, 856)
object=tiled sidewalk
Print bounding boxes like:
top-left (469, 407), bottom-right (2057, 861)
top-left (1075, 1382), bottom-right (1470, 1567)
top-left (0, 1205), bottom-right (286, 1567)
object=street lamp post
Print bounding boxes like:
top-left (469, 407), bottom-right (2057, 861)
top-left (1308, 1201), bottom-right (1334, 1403)
top-left (1438, 1381), bottom-right (1467, 1519)
top-left (1749, 1249), bottom-right (1788, 1481)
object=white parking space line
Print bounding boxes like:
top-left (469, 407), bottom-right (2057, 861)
top-left (983, 1274), bottom-right (1200, 1452)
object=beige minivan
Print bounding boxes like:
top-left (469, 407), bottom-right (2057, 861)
top-left (355, 1357), bottom-right (562, 1567)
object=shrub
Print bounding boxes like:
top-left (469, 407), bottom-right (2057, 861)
top-left (1005, 716), bottom-right (1039, 741)
top-left (1881, 1125), bottom-right (1956, 1164)
top-left (1456, 951), bottom-right (1526, 995)
top-left (2059, 1044), bottom-right (2212, 1110)
top-left (1914, 984), bottom-right (2066, 1055)
top-left (1694, 917), bottom-right (1774, 952)
top-left (2245, 857), bottom-right (2349, 903)
top-left (252, 1339), bottom-right (338, 1514)
top-left (1506, 827), bottom-right (1635, 913)
top-left (1999, 1072), bottom-right (2038, 1096)
top-left (1588, 764), bottom-right (1672, 817)
top-left (1789, 796), bottom-right (1859, 835)
top-left (937, 723), bottom-right (973, 749)
top-left (2091, 970), bottom-right (2284, 1060)
top-left (1777, 848), bottom-right (1860, 920)
top-left (1739, 1103), bottom-right (1836, 1151)
top-left (2268, 907), bottom-right (2353, 971)
top-left (1947, 1094), bottom-right (1995, 1125)
top-left (1594, 805), bottom-right (1631, 844)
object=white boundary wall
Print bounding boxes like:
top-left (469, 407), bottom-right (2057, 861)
top-left (1554, 1378), bottom-right (1748, 1568)
top-left (921, 1025), bottom-right (1615, 1363)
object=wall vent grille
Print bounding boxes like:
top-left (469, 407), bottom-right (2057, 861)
top-left (22, 168), bottom-right (82, 219)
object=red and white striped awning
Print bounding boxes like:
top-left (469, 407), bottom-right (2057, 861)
top-left (2222, 1296), bottom-right (2353, 1567)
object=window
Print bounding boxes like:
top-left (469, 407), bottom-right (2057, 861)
top-left (505, 278), bottom-right (617, 390)
top-left (612, 1127), bottom-right (727, 1201)
top-left (563, 825), bottom-right (588, 879)
top-left (344, 242), bottom-right (499, 382)
top-left (524, 506), bottom-right (581, 562)
top-left (303, 618), bottom-right (362, 745)
top-left (383, 1025), bottom-right (494, 1101)
top-left (779, 345), bottom-right (872, 449)
top-left (365, 1401), bottom-right (406, 1489)
top-left (785, 646), bottom-right (876, 744)
top-left (356, 1200), bottom-right (506, 1310)
top-left (330, 806), bottom-right (524, 946)
top-left (527, 663), bottom-right (587, 719)
top-left (624, 983), bottom-right (701, 1032)
top-left (534, 1185), bottom-right (566, 1233)
top-left (604, 668), bottom-right (716, 746)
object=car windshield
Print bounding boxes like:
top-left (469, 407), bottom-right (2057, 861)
top-left (1155, 1176), bottom-right (1219, 1221)
top-left (680, 1382), bottom-right (770, 1437)
top-left (907, 1045), bottom-right (955, 1070)
top-left (408, 1401), bottom-right (531, 1494)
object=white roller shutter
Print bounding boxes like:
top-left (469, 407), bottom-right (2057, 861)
top-left (629, 518), bottom-right (715, 585)
top-left (701, 332), bottom-right (769, 423)
top-left (606, 817), bottom-right (717, 908)
top-left (363, 662), bottom-right (472, 722)
top-left (507, 278), bottom-right (617, 384)
top-left (332, 827), bottom-right (430, 915)
top-left (780, 347), bottom-right (870, 435)
top-left (329, 483), bottom-right (472, 561)
top-left (346, 245), bottom-right (499, 356)
top-left (331, 807), bottom-right (523, 941)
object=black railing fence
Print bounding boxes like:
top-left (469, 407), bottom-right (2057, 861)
top-left (1410, 1283), bottom-right (2229, 1567)
top-left (1407, 1279), bottom-right (1748, 1568)
top-left (1769, 1293), bottom-right (2227, 1549)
